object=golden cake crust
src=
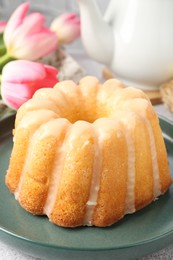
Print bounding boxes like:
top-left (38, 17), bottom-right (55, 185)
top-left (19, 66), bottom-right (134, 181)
top-left (5, 76), bottom-right (172, 227)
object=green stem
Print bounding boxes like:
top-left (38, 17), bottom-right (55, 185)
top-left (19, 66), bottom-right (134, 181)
top-left (0, 44), bottom-right (6, 56)
top-left (0, 33), bottom-right (4, 45)
top-left (0, 53), bottom-right (14, 72)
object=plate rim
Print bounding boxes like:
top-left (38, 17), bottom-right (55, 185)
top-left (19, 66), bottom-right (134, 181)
top-left (1, 219), bottom-right (173, 251)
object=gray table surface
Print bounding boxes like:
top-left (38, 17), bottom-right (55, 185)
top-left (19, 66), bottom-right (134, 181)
top-left (1, 0), bottom-right (173, 259)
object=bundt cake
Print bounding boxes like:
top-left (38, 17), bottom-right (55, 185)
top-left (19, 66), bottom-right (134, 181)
top-left (5, 76), bottom-right (172, 227)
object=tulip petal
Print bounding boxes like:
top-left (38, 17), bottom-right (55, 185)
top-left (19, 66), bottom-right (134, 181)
top-left (2, 93), bottom-right (28, 110)
top-left (2, 78), bottom-right (58, 110)
top-left (1, 82), bottom-right (34, 109)
top-left (44, 65), bottom-right (59, 77)
top-left (10, 13), bottom-right (46, 46)
top-left (2, 61), bottom-right (58, 86)
top-left (39, 65), bottom-right (59, 87)
top-left (51, 13), bottom-right (80, 29)
top-left (51, 12), bottom-right (80, 44)
top-left (61, 13), bottom-right (80, 26)
top-left (11, 31), bottom-right (58, 60)
top-left (2, 82), bottom-right (33, 98)
top-left (39, 76), bottom-right (58, 89)
top-left (2, 61), bottom-right (58, 83)
top-left (4, 2), bottom-right (30, 46)
top-left (57, 24), bottom-right (80, 44)
top-left (2, 60), bottom-right (47, 83)
top-left (1, 60), bottom-right (59, 109)
top-left (23, 13), bottom-right (45, 33)
top-left (4, 2), bottom-right (58, 60)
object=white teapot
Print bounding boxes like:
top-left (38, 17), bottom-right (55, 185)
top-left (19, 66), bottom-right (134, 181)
top-left (77, 0), bottom-right (173, 90)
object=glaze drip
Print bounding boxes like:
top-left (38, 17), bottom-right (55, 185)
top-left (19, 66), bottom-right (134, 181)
top-left (14, 111), bottom-right (58, 199)
top-left (145, 118), bottom-right (161, 197)
top-left (83, 126), bottom-right (102, 226)
top-left (43, 120), bottom-right (71, 216)
top-left (124, 127), bottom-right (136, 214)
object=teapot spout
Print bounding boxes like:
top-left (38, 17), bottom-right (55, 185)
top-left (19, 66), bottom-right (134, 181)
top-left (78, 0), bottom-right (114, 66)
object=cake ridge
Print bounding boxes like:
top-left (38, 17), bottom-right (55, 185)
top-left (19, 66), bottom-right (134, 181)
top-left (123, 122), bottom-right (136, 214)
top-left (33, 88), bottom-right (70, 118)
top-left (55, 80), bottom-right (83, 123)
top-left (15, 99), bottom-right (60, 127)
top-left (15, 109), bottom-right (58, 130)
top-left (5, 76), bottom-right (172, 227)
top-left (14, 115), bottom-right (61, 201)
top-left (6, 110), bottom-right (58, 194)
top-left (144, 118), bottom-right (161, 197)
top-left (43, 119), bottom-right (71, 217)
top-left (83, 124), bottom-right (102, 226)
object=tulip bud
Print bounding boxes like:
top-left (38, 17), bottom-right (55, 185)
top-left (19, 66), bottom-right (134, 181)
top-left (1, 60), bottom-right (58, 110)
top-left (3, 3), bottom-right (58, 61)
top-left (51, 13), bottom-right (80, 45)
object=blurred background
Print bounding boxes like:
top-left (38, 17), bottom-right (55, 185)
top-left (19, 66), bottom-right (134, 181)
top-left (1, 0), bottom-right (173, 116)
top-left (0, 0), bottom-right (108, 23)
top-left (0, 0), bottom-right (108, 54)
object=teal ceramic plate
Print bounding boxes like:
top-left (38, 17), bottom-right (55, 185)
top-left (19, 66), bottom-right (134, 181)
top-left (1, 115), bottom-right (173, 260)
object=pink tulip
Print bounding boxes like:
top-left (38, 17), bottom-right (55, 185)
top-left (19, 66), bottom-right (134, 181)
top-left (1, 60), bottom-right (59, 110)
top-left (0, 21), bottom-right (7, 33)
top-left (50, 13), bottom-right (80, 44)
top-left (3, 2), bottom-right (58, 60)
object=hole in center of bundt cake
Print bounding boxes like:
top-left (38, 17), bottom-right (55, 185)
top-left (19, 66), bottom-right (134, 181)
top-left (62, 96), bottom-right (110, 124)
top-left (66, 106), bottom-right (108, 124)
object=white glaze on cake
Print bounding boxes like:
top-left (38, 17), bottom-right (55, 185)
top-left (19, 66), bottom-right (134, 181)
top-left (124, 126), bottom-right (136, 214)
top-left (83, 126), bottom-right (102, 226)
top-left (144, 118), bottom-right (161, 197)
top-left (6, 76), bottom-right (171, 228)
top-left (14, 111), bottom-right (58, 199)
top-left (14, 101), bottom-right (162, 222)
top-left (41, 119), bottom-right (71, 216)
top-left (43, 142), bottom-right (67, 217)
